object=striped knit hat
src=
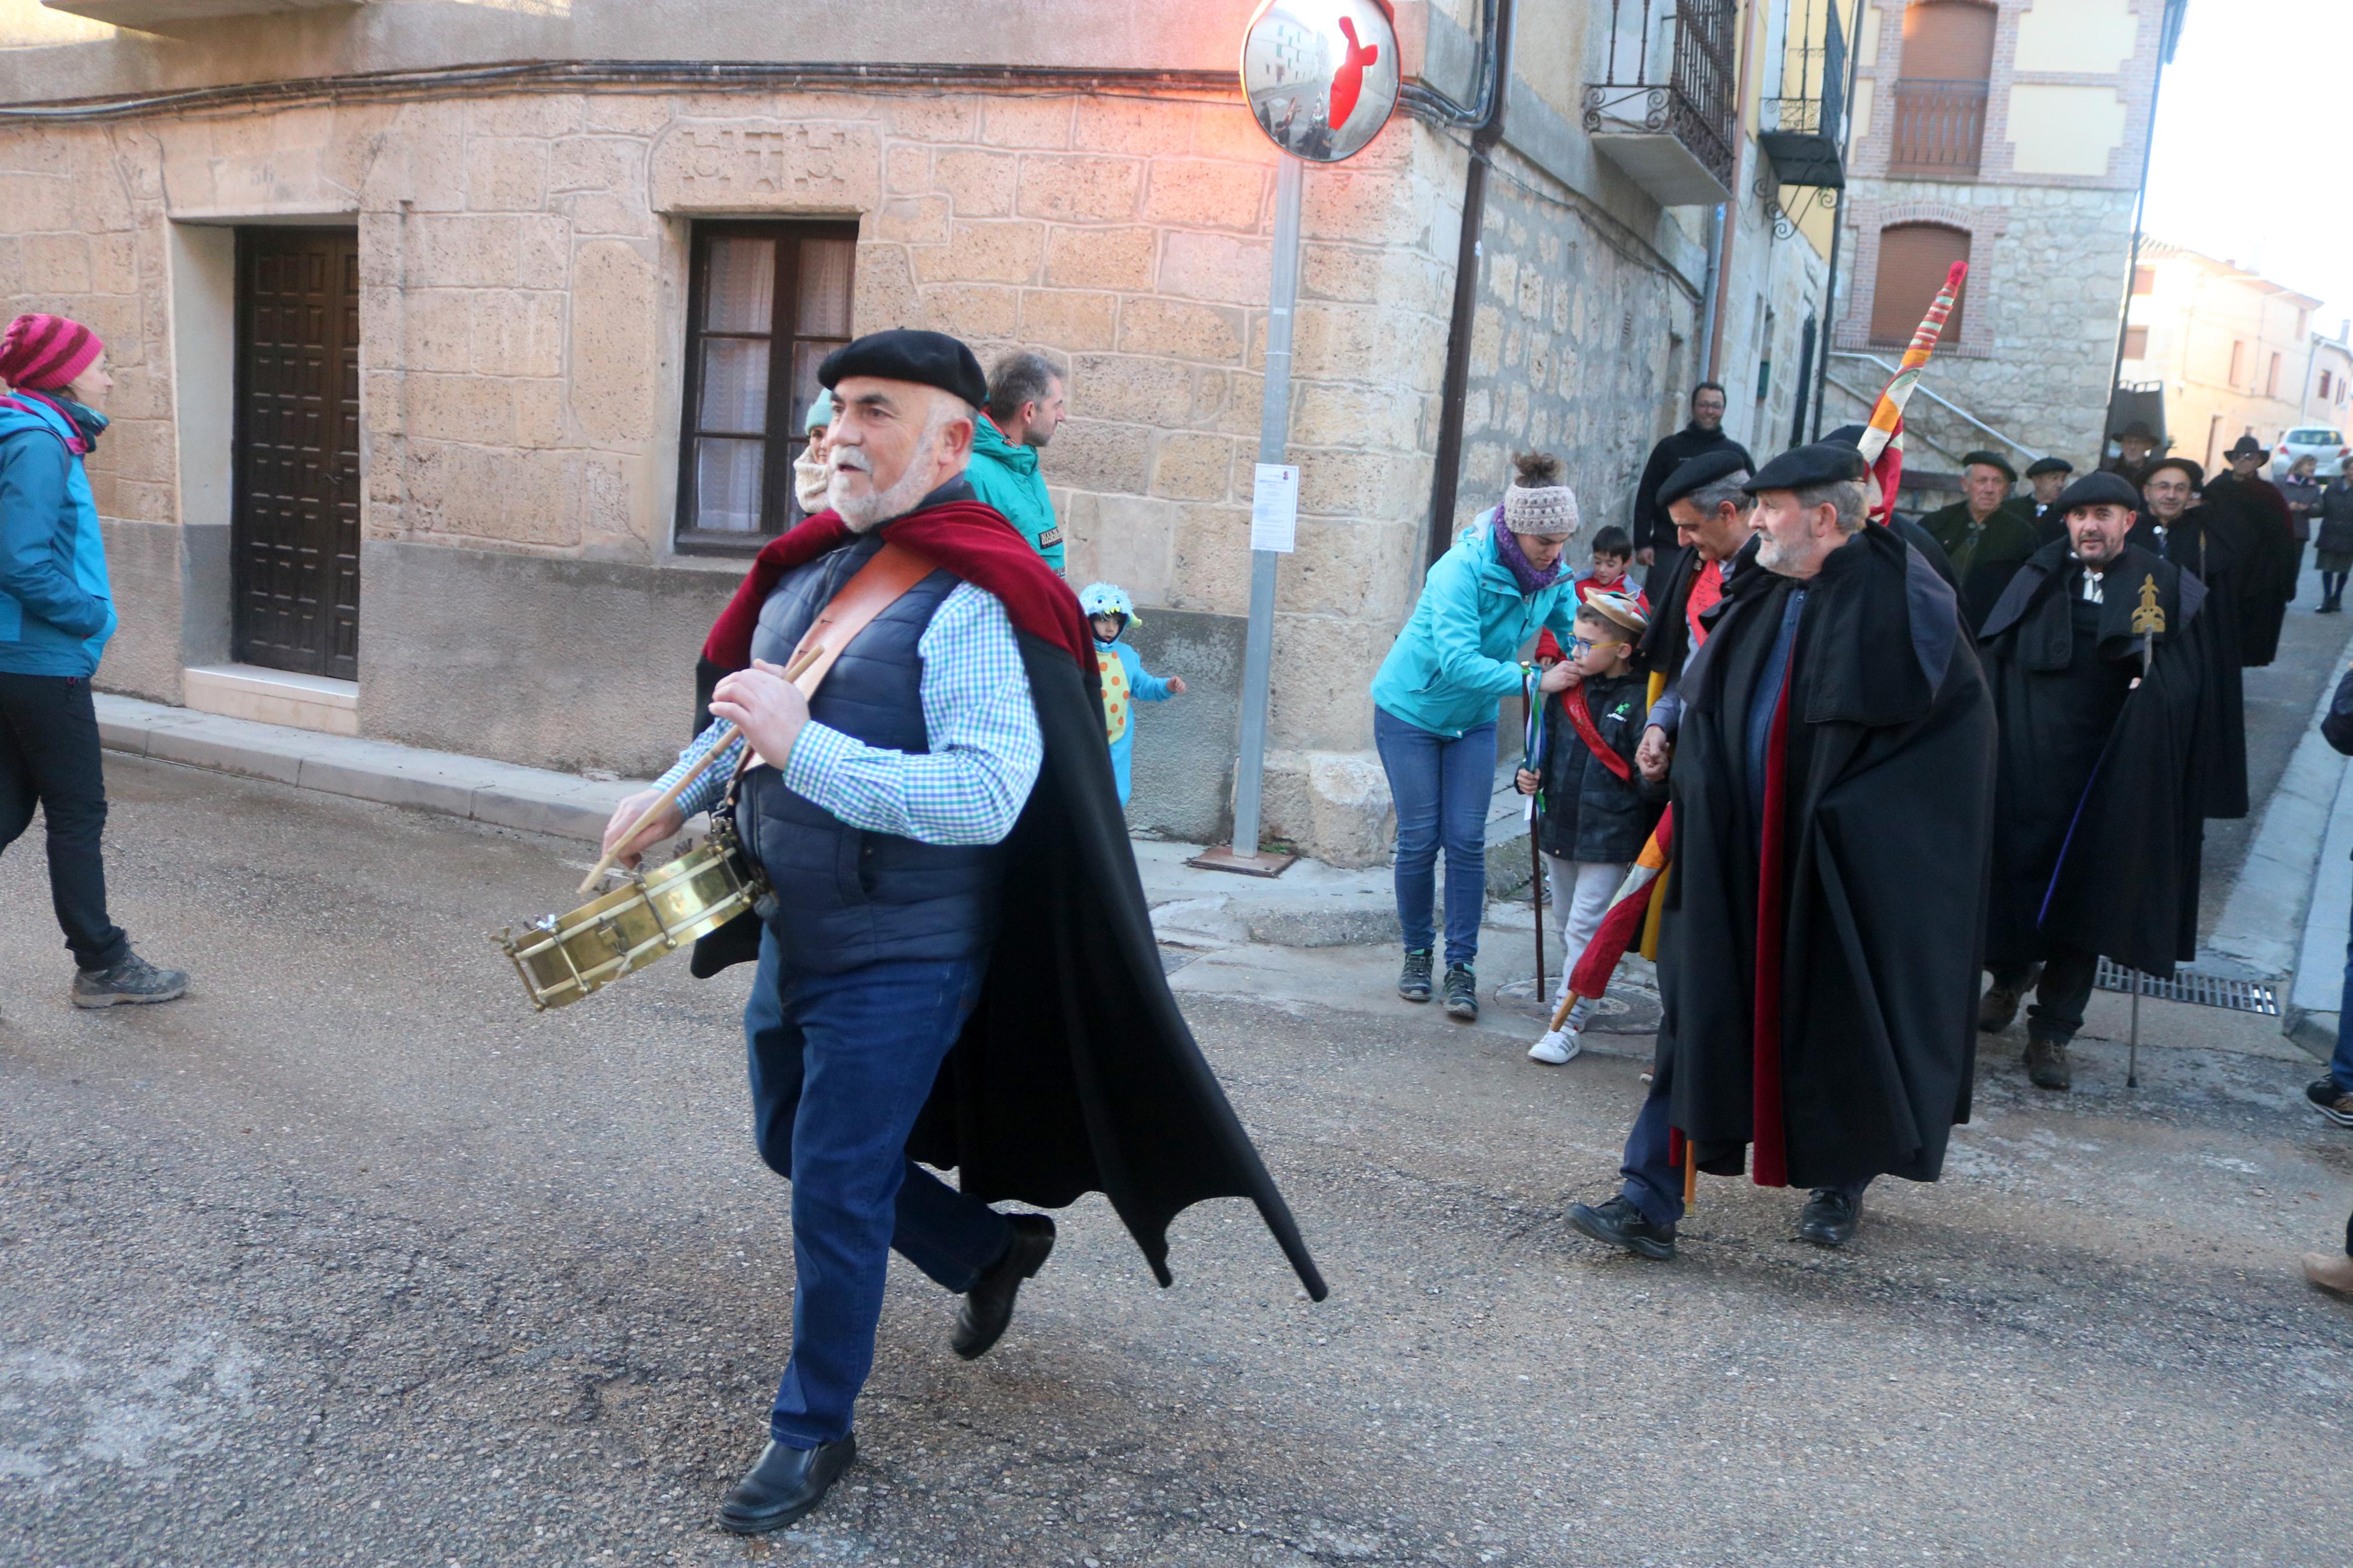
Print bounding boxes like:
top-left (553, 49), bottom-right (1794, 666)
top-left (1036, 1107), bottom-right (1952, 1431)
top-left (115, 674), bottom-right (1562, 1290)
top-left (0, 314), bottom-right (105, 392)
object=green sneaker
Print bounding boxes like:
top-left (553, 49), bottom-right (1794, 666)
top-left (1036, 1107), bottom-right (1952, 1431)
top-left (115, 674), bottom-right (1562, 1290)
top-left (1398, 948), bottom-right (1434, 1002)
top-left (71, 950), bottom-right (189, 1009)
top-left (1442, 963), bottom-right (1477, 1020)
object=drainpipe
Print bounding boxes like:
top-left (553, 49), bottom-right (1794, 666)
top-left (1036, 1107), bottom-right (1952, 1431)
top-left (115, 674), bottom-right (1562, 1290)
top-left (1697, 202), bottom-right (1726, 381)
top-left (1704, 0), bottom-right (1766, 384)
top-left (1425, 0), bottom-right (1520, 568)
top-left (1811, 0), bottom-right (1868, 440)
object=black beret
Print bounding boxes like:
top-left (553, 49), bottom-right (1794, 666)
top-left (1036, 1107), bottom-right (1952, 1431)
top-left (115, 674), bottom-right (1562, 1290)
top-left (1960, 449), bottom-right (2018, 483)
top-left (2142, 454), bottom-right (2203, 488)
top-left (1822, 423), bottom-right (1868, 447)
top-left (1744, 441), bottom-right (1867, 494)
top-left (2052, 471), bottom-right (2140, 513)
top-left (2025, 456), bottom-right (2074, 478)
top-left (1656, 447), bottom-right (1752, 509)
top-left (818, 328), bottom-right (987, 410)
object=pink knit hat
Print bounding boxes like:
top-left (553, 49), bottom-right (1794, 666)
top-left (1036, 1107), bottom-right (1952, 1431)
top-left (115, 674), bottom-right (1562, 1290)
top-left (0, 313), bottom-right (105, 391)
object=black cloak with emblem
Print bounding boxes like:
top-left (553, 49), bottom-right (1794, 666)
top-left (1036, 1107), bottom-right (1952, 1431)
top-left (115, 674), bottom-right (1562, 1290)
top-left (687, 492), bottom-right (1327, 1303)
top-left (1655, 522), bottom-right (1995, 1191)
top-left (2199, 468), bottom-right (2301, 667)
top-left (1977, 539), bottom-right (2209, 977)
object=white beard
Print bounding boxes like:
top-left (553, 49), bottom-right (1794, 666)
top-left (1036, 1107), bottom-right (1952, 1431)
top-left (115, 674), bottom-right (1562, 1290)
top-left (829, 416), bottom-right (953, 532)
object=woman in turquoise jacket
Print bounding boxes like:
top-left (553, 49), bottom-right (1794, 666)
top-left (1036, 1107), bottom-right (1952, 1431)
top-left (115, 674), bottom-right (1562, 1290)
top-left (1369, 452), bottom-right (1584, 1019)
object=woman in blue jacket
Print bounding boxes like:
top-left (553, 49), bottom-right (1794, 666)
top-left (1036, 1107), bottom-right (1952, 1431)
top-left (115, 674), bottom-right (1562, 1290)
top-left (0, 312), bottom-right (187, 1007)
top-left (1369, 451), bottom-right (1584, 1020)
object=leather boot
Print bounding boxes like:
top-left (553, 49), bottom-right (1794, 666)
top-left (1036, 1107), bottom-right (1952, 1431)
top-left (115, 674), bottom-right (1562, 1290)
top-left (717, 1435), bottom-right (856, 1534)
top-left (2025, 1034), bottom-right (2071, 1091)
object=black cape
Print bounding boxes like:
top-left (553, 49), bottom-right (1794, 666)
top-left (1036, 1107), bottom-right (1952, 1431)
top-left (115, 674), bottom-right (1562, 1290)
top-left (1631, 424), bottom-right (1753, 556)
top-left (1655, 525), bottom-right (1995, 1189)
top-left (2201, 472), bottom-right (2301, 666)
top-left (1918, 499), bottom-right (2042, 632)
top-left (689, 576), bottom-right (1328, 1302)
top-left (1638, 534), bottom-right (1759, 691)
top-left (2142, 506), bottom-right (2251, 818)
top-left (1978, 542), bottom-right (2210, 976)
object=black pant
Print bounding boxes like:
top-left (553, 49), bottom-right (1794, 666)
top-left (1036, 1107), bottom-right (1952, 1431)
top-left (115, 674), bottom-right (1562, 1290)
top-left (1992, 943), bottom-right (2098, 1044)
top-left (0, 673), bottom-right (128, 971)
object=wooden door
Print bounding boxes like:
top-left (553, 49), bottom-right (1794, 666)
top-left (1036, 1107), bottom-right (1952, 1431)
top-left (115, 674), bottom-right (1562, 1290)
top-left (233, 227), bottom-right (361, 681)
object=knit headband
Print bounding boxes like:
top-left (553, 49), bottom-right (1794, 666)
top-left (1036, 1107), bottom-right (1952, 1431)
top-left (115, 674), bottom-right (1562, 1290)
top-left (1502, 482), bottom-right (1580, 538)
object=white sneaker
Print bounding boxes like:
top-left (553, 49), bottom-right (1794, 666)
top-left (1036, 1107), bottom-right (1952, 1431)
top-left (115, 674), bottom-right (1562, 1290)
top-left (1528, 1028), bottom-right (1581, 1065)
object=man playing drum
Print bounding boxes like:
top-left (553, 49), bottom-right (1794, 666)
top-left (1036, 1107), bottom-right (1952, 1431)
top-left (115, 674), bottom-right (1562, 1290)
top-left (599, 329), bottom-right (1322, 1534)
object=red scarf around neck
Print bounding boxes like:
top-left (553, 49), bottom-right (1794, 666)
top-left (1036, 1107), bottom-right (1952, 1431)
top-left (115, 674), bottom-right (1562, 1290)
top-left (702, 501), bottom-right (1091, 674)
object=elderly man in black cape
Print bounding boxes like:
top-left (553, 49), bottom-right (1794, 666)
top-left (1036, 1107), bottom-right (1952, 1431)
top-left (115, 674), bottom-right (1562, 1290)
top-left (2139, 456), bottom-right (2253, 819)
top-left (1631, 447), bottom-right (1759, 781)
top-left (1976, 471), bottom-right (2211, 1089)
top-left (600, 329), bottom-right (1323, 1534)
top-left (1919, 449), bottom-right (2043, 633)
top-left (2203, 434), bottom-right (2302, 666)
top-left (1568, 442), bottom-right (1994, 1257)
top-left (2025, 456), bottom-right (2075, 541)
top-left (1630, 381), bottom-right (1752, 570)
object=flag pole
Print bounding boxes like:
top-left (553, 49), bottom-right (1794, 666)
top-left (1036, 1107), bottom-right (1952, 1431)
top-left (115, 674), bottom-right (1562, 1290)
top-left (1524, 665), bottom-right (1545, 1005)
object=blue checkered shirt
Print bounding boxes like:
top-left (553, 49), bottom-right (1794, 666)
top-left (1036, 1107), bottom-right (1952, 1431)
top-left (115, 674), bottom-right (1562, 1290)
top-left (658, 581), bottom-right (1041, 845)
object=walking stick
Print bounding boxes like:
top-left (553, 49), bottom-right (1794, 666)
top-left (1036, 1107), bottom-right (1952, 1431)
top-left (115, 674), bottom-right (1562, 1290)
top-left (1524, 666), bottom-right (1545, 1003)
top-left (2128, 968), bottom-right (2141, 1089)
top-left (1683, 1138), bottom-right (1698, 1210)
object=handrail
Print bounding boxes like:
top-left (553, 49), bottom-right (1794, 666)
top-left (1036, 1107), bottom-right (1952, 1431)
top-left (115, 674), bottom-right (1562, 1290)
top-left (1822, 373), bottom-right (1968, 469)
top-left (1828, 351), bottom-right (2045, 461)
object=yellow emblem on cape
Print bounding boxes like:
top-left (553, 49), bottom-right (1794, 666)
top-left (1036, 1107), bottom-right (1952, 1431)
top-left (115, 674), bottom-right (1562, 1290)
top-left (2131, 573), bottom-right (2165, 636)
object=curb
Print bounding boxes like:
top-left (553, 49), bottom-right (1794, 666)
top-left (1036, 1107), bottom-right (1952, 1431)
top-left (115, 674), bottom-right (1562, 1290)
top-left (95, 694), bottom-right (644, 844)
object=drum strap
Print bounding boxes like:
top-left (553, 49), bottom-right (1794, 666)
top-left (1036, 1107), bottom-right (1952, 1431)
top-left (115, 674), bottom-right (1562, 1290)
top-left (727, 539), bottom-right (941, 786)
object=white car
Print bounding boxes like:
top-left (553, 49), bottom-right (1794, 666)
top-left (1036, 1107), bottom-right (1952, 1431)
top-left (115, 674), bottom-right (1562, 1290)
top-left (2273, 426), bottom-right (2348, 481)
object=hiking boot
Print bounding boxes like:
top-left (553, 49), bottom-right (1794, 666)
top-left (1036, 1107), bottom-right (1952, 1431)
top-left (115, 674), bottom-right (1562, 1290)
top-left (2024, 1034), bottom-right (2071, 1091)
top-left (1978, 984), bottom-right (2022, 1033)
top-left (70, 951), bottom-right (189, 1009)
top-left (1442, 963), bottom-right (1477, 1020)
top-left (1398, 948), bottom-right (1434, 1004)
top-left (1567, 1194), bottom-right (1676, 1261)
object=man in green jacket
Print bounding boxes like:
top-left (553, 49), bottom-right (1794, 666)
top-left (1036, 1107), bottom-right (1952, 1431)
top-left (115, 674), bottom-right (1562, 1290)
top-left (969, 351), bottom-right (1066, 574)
top-left (1919, 449), bottom-right (2041, 634)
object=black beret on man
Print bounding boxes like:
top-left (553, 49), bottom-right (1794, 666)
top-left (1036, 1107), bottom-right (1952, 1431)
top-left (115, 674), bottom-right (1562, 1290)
top-left (1961, 449), bottom-right (2019, 484)
top-left (1744, 441), bottom-right (1868, 494)
top-left (2050, 470), bottom-right (2140, 513)
top-left (2025, 456), bottom-right (2074, 479)
top-left (818, 328), bottom-right (989, 410)
top-left (1655, 446), bottom-right (1753, 510)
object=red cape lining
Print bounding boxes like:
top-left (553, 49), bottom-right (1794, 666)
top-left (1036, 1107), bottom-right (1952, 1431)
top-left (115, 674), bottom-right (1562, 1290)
top-left (702, 500), bottom-right (1091, 674)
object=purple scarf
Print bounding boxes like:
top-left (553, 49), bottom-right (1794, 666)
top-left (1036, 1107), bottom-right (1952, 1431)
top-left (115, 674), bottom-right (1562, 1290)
top-left (1491, 510), bottom-right (1564, 595)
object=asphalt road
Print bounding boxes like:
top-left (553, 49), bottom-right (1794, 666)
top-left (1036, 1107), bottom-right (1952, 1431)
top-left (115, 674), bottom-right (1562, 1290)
top-left (6, 758), bottom-right (2353, 1566)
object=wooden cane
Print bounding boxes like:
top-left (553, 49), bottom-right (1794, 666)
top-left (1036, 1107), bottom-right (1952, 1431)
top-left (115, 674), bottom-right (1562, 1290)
top-left (1683, 1138), bottom-right (1698, 1209)
top-left (576, 643), bottom-right (826, 897)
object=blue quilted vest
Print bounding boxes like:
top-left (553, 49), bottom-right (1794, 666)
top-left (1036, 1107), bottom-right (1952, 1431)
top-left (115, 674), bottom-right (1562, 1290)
top-left (739, 528), bottom-right (1011, 973)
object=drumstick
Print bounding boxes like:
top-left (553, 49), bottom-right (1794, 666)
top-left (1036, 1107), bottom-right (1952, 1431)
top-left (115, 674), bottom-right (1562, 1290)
top-left (575, 642), bottom-right (826, 897)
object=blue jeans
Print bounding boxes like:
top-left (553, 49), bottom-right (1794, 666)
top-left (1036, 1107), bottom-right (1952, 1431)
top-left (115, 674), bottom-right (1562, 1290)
top-left (1618, 1078), bottom-right (1869, 1228)
top-left (2333, 926), bottom-right (2353, 1091)
top-left (744, 927), bottom-right (1014, 1448)
top-left (1374, 705), bottom-right (1496, 968)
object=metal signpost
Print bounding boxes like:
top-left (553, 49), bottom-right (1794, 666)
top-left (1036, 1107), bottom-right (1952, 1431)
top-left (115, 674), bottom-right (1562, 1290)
top-left (1194, 0), bottom-right (1400, 877)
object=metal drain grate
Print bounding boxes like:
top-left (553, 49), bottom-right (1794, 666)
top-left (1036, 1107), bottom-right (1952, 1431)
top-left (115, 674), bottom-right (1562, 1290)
top-left (2093, 959), bottom-right (2279, 1015)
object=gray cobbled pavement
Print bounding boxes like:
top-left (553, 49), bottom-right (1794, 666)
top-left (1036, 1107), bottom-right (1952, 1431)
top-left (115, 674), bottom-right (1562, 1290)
top-left (6, 758), bottom-right (2353, 1567)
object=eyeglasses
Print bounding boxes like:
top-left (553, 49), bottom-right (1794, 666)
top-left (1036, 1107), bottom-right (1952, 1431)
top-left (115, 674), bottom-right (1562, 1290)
top-left (1567, 635), bottom-right (1627, 657)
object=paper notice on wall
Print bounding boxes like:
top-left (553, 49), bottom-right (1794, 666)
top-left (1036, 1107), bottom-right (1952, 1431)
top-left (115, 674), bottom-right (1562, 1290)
top-left (1250, 463), bottom-right (1300, 554)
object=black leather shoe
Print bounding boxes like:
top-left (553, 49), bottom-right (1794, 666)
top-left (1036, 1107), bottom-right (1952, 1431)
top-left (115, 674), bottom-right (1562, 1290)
top-left (1566, 1194), bottom-right (1676, 1260)
top-left (952, 1213), bottom-right (1056, 1360)
top-left (716, 1435), bottom-right (856, 1535)
top-left (1976, 985), bottom-right (2020, 1033)
top-left (1797, 1188), bottom-right (1860, 1248)
top-left (2025, 1035), bottom-right (2071, 1091)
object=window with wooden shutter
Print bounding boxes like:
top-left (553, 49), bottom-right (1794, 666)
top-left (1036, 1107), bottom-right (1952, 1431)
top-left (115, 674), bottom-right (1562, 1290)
top-left (1890, 1), bottom-right (1996, 175)
top-left (2123, 325), bottom-right (2149, 360)
top-left (676, 219), bottom-right (859, 552)
top-left (1870, 223), bottom-right (1970, 346)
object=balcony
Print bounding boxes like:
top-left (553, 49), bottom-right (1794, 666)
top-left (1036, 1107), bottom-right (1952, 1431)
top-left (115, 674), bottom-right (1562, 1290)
top-left (1582, 0), bottom-right (1740, 207)
top-left (41, 0), bottom-right (356, 29)
top-left (1758, 0), bottom-right (1847, 190)
top-left (1888, 78), bottom-right (1989, 177)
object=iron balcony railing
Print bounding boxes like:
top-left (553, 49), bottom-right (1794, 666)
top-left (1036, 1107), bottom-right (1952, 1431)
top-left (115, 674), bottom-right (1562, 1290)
top-left (1582, 0), bottom-right (1740, 194)
top-left (1889, 77), bottom-right (1988, 175)
top-left (1761, 0), bottom-right (1845, 143)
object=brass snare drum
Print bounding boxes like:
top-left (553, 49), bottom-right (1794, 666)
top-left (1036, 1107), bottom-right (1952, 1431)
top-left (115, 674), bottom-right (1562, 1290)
top-left (495, 827), bottom-right (765, 1011)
